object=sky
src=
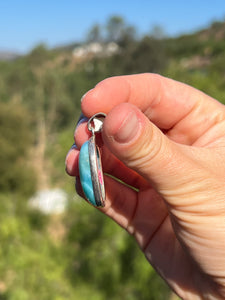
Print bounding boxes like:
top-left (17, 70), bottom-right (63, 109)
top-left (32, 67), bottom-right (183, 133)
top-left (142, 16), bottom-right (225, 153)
top-left (1, 0), bottom-right (225, 54)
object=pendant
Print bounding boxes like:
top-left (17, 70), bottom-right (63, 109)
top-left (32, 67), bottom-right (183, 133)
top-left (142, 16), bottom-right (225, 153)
top-left (79, 113), bottom-right (106, 207)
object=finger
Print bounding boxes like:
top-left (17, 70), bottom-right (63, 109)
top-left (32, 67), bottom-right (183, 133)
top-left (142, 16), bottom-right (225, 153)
top-left (81, 74), bottom-right (225, 145)
top-left (102, 147), bottom-right (149, 189)
top-left (65, 144), bottom-right (79, 176)
top-left (102, 103), bottom-right (208, 202)
top-left (77, 175), bottom-right (168, 250)
top-left (77, 174), bottom-right (198, 298)
top-left (78, 175), bottom-right (138, 230)
top-left (72, 116), bottom-right (148, 188)
top-left (74, 120), bottom-right (91, 148)
top-left (66, 139), bottom-right (148, 189)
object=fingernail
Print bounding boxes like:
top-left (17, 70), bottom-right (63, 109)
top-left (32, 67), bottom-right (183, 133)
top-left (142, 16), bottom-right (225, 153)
top-left (65, 143), bottom-right (78, 166)
top-left (81, 93), bottom-right (87, 102)
top-left (81, 89), bottom-right (93, 102)
top-left (76, 113), bottom-right (88, 128)
top-left (70, 143), bottom-right (78, 150)
top-left (114, 111), bottom-right (139, 143)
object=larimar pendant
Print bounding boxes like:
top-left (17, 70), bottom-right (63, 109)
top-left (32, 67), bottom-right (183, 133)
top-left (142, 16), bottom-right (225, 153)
top-left (79, 113), bottom-right (106, 207)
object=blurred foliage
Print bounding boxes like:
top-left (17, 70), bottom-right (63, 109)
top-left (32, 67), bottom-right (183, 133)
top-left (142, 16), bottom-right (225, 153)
top-left (1, 15), bottom-right (225, 299)
top-left (109, 36), bottom-right (166, 74)
top-left (0, 102), bottom-right (36, 196)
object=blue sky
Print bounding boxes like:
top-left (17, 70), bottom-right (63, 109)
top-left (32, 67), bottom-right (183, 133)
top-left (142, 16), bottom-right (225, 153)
top-left (1, 0), bottom-right (225, 53)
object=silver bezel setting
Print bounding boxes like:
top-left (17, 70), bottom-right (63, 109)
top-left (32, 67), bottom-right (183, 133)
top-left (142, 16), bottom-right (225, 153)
top-left (88, 135), bottom-right (105, 207)
top-left (87, 113), bottom-right (106, 207)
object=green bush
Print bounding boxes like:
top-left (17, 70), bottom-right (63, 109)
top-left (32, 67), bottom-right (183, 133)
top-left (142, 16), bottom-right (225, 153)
top-left (0, 102), bottom-right (36, 196)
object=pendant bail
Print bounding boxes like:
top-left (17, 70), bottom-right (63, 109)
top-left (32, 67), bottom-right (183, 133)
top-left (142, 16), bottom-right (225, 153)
top-left (87, 113), bottom-right (106, 135)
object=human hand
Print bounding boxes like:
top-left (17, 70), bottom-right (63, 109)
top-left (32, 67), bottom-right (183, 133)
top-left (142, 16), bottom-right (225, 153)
top-left (66, 74), bottom-right (225, 299)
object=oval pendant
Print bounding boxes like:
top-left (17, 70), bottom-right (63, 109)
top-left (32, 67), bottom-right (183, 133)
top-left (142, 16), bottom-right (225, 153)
top-left (78, 113), bottom-right (106, 207)
top-left (79, 140), bottom-right (96, 206)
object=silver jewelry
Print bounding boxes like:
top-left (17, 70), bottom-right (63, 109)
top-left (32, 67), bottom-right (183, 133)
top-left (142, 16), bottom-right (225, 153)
top-left (87, 113), bottom-right (106, 207)
top-left (79, 113), bottom-right (106, 207)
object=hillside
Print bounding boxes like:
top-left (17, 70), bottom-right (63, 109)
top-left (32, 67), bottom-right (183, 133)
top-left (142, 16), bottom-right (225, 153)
top-left (197, 20), bottom-right (225, 40)
top-left (0, 50), bottom-right (21, 61)
top-left (0, 18), bottom-right (225, 300)
top-left (1, 18), bottom-right (225, 208)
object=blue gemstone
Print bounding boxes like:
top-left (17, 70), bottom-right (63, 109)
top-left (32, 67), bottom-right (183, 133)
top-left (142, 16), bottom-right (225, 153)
top-left (79, 141), bottom-right (97, 206)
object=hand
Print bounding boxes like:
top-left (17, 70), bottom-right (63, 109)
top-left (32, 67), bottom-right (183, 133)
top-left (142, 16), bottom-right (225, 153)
top-left (66, 74), bottom-right (225, 299)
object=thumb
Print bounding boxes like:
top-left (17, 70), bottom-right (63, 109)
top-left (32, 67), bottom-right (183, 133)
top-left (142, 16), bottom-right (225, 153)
top-left (102, 103), bottom-right (202, 197)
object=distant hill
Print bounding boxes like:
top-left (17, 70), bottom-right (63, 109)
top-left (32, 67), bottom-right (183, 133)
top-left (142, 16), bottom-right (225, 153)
top-left (0, 51), bottom-right (21, 61)
top-left (196, 20), bottom-right (225, 40)
top-left (53, 42), bottom-right (81, 53)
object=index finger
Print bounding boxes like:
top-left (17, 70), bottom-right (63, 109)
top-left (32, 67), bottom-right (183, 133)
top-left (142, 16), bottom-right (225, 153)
top-left (81, 74), bottom-right (225, 144)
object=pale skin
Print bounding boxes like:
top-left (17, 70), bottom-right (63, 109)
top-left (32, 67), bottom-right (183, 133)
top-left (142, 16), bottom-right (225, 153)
top-left (65, 73), bottom-right (225, 299)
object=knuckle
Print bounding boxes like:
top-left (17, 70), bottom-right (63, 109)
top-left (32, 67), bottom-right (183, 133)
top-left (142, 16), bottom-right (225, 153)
top-left (125, 124), bottom-right (165, 171)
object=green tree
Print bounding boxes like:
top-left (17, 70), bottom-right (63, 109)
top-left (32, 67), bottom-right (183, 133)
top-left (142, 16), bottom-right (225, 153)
top-left (64, 202), bottom-right (170, 300)
top-left (106, 16), bottom-right (125, 42)
top-left (87, 24), bottom-right (102, 43)
top-left (27, 44), bottom-right (51, 66)
top-left (0, 102), bottom-right (36, 196)
top-left (108, 35), bottom-right (167, 74)
top-left (150, 25), bottom-right (166, 40)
